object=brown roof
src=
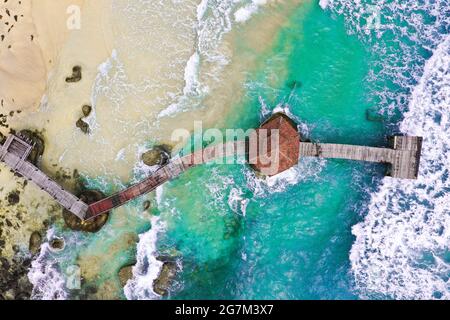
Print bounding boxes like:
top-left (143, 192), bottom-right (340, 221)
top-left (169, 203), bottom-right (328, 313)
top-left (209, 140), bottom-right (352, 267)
top-left (249, 113), bottom-right (300, 176)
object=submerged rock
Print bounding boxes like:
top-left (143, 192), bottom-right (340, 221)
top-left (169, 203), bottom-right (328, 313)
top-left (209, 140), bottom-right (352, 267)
top-left (29, 231), bottom-right (42, 255)
top-left (366, 108), bottom-right (384, 122)
top-left (19, 130), bottom-right (45, 165)
top-left (118, 264), bottom-right (135, 287)
top-left (66, 66), bottom-right (82, 83)
top-left (82, 105), bottom-right (92, 117)
top-left (76, 118), bottom-right (90, 134)
top-left (153, 258), bottom-right (177, 296)
top-left (62, 190), bottom-right (109, 233)
top-left (143, 201), bottom-right (151, 211)
top-left (141, 146), bottom-right (171, 167)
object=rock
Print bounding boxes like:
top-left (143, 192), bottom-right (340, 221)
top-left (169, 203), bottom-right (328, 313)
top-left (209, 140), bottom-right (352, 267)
top-left (143, 201), bottom-right (151, 211)
top-left (7, 191), bottom-right (20, 205)
top-left (29, 231), bottom-right (42, 255)
top-left (118, 264), bottom-right (134, 287)
top-left (49, 238), bottom-right (65, 251)
top-left (18, 130), bottom-right (45, 165)
top-left (141, 146), bottom-right (171, 167)
top-left (76, 118), bottom-right (90, 134)
top-left (366, 108), bottom-right (384, 122)
top-left (66, 66), bottom-right (82, 83)
top-left (153, 260), bottom-right (177, 296)
top-left (287, 80), bottom-right (302, 89)
top-left (63, 190), bottom-right (109, 233)
top-left (82, 105), bottom-right (92, 117)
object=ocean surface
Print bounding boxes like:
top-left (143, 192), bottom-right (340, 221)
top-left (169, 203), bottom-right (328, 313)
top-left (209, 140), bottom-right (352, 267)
top-left (29, 0), bottom-right (450, 300)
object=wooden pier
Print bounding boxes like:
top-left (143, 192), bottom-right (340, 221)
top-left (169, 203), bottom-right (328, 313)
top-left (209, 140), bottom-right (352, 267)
top-left (299, 136), bottom-right (423, 179)
top-left (0, 113), bottom-right (423, 221)
top-left (0, 134), bottom-right (89, 219)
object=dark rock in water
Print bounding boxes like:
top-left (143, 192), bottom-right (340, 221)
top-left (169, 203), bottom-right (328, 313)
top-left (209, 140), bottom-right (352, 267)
top-left (29, 231), bottom-right (42, 255)
top-left (142, 146), bottom-right (171, 167)
top-left (7, 191), bottom-right (20, 205)
top-left (366, 108), bottom-right (384, 122)
top-left (63, 190), bottom-right (109, 233)
top-left (66, 66), bottom-right (82, 83)
top-left (19, 130), bottom-right (45, 165)
top-left (76, 118), bottom-right (90, 134)
top-left (82, 105), bottom-right (92, 117)
top-left (143, 201), bottom-right (151, 211)
top-left (118, 264), bottom-right (135, 287)
top-left (50, 238), bottom-right (65, 251)
top-left (287, 80), bottom-right (302, 89)
top-left (153, 259), bottom-right (177, 296)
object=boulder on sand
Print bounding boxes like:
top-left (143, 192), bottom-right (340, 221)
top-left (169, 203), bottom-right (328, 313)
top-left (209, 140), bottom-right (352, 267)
top-left (63, 190), bottom-right (109, 233)
top-left (76, 118), bottom-right (90, 134)
top-left (66, 66), bottom-right (82, 83)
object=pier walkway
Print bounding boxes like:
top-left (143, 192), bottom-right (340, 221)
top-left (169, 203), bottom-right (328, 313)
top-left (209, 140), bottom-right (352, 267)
top-left (0, 113), bottom-right (423, 221)
top-left (0, 134), bottom-right (88, 219)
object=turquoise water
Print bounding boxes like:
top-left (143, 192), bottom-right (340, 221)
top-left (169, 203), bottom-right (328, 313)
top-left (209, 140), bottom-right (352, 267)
top-left (29, 0), bottom-right (450, 300)
top-left (158, 2), bottom-right (385, 299)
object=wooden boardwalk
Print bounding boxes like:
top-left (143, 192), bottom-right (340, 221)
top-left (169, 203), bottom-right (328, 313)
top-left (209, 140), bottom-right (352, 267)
top-left (0, 127), bottom-right (422, 221)
top-left (0, 135), bottom-right (89, 219)
top-left (299, 136), bottom-right (422, 179)
top-left (85, 141), bottom-right (246, 219)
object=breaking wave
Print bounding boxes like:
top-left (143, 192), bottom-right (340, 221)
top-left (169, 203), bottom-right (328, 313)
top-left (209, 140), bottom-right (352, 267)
top-left (28, 229), bottom-right (68, 300)
top-left (124, 214), bottom-right (166, 300)
top-left (350, 34), bottom-right (450, 300)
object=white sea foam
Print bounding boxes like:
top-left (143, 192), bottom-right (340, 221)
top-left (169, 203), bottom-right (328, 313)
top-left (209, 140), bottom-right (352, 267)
top-left (350, 35), bottom-right (450, 300)
top-left (235, 0), bottom-right (267, 23)
top-left (228, 187), bottom-right (249, 216)
top-left (158, 0), bottom-right (267, 119)
top-left (319, 0), bottom-right (330, 10)
top-left (322, 0), bottom-right (450, 117)
top-left (124, 216), bottom-right (166, 300)
top-left (28, 228), bottom-right (68, 300)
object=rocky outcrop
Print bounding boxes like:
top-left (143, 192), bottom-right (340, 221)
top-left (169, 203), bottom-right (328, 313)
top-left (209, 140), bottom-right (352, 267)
top-left (82, 105), bottom-right (92, 117)
top-left (49, 238), bottom-right (65, 251)
top-left (0, 255), bottom-right (32, 300)
top-left (153, 257), bottom-right (177, 297)
top-left (76, 119), bottom-right (90, 134)
top-left (141, 145), bottom-right (172, 167)
top-left (143, 201), bottom-right (151, 211)
top-left (118, 264), bottom-right (134, 287)
top-left (65, 66), bottom-right (82, 83)
top-left (28, 231), bottom-right (42, 255)
top-left (62, 190), bottom-right (109, 233)
top-left (7, 190), bottom-right (20, 205)
top-left (18, 130), bottom-right (45, 165)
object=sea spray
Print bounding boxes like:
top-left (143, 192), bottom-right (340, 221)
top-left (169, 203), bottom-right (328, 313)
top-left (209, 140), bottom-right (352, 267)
top-left (124, 215), bottom-right (166, 300)
top-left (350, 35), bottom-right (450, 300)
top-left (28, 228), bottom-right (68, 300)
top-left (124, 186), bottom-right (167, 300)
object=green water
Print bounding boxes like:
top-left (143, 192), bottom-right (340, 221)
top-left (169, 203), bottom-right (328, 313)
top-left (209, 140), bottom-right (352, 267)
top-left (156, 2), bottom-right (387, 299)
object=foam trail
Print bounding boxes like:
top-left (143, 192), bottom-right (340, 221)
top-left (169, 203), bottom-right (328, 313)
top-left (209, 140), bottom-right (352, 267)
top-left (124, 216), bottom-right (165, 300)
top-left (28, 228), bottom-right (68, 300)
top-left (350, 35), bottom-right (450, 300)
